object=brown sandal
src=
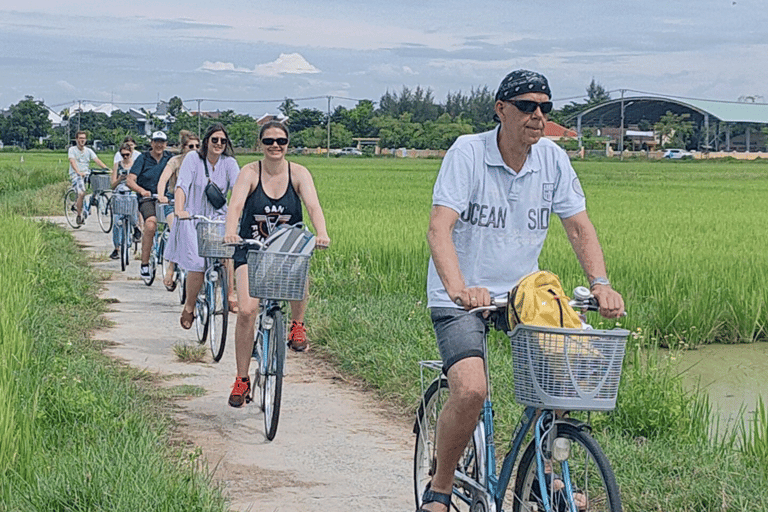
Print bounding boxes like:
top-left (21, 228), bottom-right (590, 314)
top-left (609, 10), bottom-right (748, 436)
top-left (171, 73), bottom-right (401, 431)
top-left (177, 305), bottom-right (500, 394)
top-left (180, 309), bottom-right (194, 330)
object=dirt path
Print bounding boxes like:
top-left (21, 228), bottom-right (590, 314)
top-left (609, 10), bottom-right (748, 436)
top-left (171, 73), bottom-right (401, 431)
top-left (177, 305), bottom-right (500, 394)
top-left (55, 217), bottom-right (416, 512)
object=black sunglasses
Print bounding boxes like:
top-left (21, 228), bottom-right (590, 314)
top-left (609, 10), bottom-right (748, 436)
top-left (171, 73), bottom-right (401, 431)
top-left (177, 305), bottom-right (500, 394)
top-left (508, 99), bottom-right (553, 114)
top-left (120, 153), bottom-right (131, 158)
top-left (262, 137), bottom-right (289, 146)
top-left (187, 143), bottom-right (200, 149)
top-left (210, 136), bottom-right (228, 145)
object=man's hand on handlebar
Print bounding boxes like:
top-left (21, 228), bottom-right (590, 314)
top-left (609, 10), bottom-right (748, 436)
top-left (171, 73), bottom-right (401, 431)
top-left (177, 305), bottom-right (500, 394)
top-left (223, 233), bottom-right (242, 244)
top-left (591, 285), bottom-right (625, 319)
top-left (452, 286), bottom-right (491, 310)
top-left (315, 235), bottom-right (331, 250)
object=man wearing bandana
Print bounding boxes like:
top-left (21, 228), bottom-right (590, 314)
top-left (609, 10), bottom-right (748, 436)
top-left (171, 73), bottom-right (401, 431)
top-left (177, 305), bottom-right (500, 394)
top-left (420, 70), bottom-right (625, 511)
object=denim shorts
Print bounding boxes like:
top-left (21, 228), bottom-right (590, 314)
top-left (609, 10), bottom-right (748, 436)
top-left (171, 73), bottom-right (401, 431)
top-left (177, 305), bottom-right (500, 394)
top-left (430, 307), bottom-right (489, 373)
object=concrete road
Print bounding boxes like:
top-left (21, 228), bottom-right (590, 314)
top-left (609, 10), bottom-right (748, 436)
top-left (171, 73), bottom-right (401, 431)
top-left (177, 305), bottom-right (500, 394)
top-left (52, 216), bottom-right (416, 512)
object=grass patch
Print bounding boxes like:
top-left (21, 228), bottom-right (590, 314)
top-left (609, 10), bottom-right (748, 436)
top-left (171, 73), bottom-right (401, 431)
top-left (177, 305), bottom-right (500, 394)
top-left (174, 342), bottom-right (209, 363)
top-left (0, 218), bottom-right (228, 511)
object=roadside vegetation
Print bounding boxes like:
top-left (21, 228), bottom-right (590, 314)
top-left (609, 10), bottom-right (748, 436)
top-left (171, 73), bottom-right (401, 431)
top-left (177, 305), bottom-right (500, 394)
top-left (1, 153), bottom-right (767, 511)
top-left (0, 162), bottom-right (229, 509)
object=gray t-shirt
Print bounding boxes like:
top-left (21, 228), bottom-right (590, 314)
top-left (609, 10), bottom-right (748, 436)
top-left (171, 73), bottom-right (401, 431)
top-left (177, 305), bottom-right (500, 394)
top-left (426, 127), bottom-right (587, 308)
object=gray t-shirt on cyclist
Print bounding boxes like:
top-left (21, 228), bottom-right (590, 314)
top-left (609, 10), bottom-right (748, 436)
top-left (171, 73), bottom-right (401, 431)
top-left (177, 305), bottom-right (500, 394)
top-left (426, 126), bottom-right (586, 308)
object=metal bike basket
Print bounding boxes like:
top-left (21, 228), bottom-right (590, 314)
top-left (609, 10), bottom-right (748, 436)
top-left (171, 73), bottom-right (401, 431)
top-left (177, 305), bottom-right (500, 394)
top-left (509, 325), bottom-right (629, 411)
top-left (111, 194), bottom-right (138, 216)
top-left (90, 173), bottom-right (111, 193)
top-left (246, 249), bottom-right (311, 301)
top-left (155, 202), bottom-right (171, 225)
top-left (196, 220), bottom-right (234, 258)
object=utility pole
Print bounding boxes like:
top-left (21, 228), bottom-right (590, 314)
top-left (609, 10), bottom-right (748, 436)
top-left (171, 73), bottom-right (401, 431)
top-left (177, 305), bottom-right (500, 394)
top-left (326, 96), bottom-right (331, 158)
top-left (197, 99), bottom-right (202, 137)
top-left (619, 89), bottom-right (625, 161)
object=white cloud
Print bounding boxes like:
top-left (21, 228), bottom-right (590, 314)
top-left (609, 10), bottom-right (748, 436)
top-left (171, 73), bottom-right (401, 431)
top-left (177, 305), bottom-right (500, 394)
top-left (199, 61), bottom-right (252, 73)
top-left (254, 53), bottom-right (320, 76)
top-left (199, 53), bottom-right (320, 77)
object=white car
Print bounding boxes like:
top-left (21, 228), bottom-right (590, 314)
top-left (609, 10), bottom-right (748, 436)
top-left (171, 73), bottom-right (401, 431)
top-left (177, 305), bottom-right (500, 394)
top-left (338, 147), bottom-right (362, 156)
top-left (663, 148), bottom-right (693, 160)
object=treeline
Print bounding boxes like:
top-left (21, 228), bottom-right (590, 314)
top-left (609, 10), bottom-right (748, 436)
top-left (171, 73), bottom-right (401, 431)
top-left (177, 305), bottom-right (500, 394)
top-left (1, 82), bottom-right (611, 151)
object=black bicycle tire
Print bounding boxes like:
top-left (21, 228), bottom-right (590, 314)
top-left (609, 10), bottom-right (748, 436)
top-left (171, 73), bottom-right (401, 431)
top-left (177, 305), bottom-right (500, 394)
top-left (64, 188), bottom-right (80, 228)
top-left (413, 377), bottom-right (482, 510)
top-left (194, 295), bottom-right (209, 344)
top-left (144, 251), bottom-right (156, 286)
top-left (120, 221), bottom-right (130, 271)
top-left (96, 193), bottom-right (113, 233)
top-left (513, 421), bottom-right (622, 512)
top-left (157, 230), bottom-right (167, 281)
top-left (263, 308), bottom-right (285, 441)
top-left (178, 270), bottom-right (186, 305)
top-left (208, 268), bottom-right (228, 362)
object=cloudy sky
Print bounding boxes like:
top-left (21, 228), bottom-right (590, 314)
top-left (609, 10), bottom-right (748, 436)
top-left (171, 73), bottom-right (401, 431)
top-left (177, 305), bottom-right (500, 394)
top-left (2, 0), bottom-right (766, 116)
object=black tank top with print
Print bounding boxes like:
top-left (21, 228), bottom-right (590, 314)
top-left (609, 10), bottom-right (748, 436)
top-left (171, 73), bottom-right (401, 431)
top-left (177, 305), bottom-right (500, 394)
top-left (234, 161), bottom-right (303, 267)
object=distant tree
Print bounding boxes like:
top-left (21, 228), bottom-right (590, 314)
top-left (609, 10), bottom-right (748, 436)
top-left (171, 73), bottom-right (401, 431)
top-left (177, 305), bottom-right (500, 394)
top-left (373, 113), bottom-right (423, 148)
top-left (1, 96), bottom-right (52, 147)
top-left (420, 113), bottom-right (474, 149)
top-left (377, 86), bottom-right (441, 123)
top-left (294, 122), bottom-right (352, 149)
top-left (586, 79), bottom-right (611, 105)
top-left (288, 107), bottom-right (324, 134)
top-left (654, 111), bottom-right (693, 148)
top-left (170, 112), bottom-right (202, 137)
top-left (279, 98), bottom-right (298, 120)
top-left (332, 100), bottom-right (377, 138)
top-left (444, 86), bottom-right (496, 131)
top-left (168, 96), bottom-right (184, 117)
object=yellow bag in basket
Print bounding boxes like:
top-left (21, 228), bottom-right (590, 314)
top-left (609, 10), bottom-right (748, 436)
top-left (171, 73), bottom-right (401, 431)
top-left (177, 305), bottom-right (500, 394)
top-left (507, 270), bottom-right (581, 329)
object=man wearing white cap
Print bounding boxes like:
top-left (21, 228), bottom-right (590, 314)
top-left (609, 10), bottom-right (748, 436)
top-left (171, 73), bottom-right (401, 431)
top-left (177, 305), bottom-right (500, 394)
top-left (420, 70), bottom-right (625, 512)
top-left (127, 131), bottom-right (173, 279)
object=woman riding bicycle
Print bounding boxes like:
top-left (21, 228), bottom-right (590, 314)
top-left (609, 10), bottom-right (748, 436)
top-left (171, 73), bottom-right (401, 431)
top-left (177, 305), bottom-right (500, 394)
top-left (108, 143), bottom-right (139, 260)
top-left (165, 123), bottom-right (240, 331)
top-left (157, 129), bottom-right (201, 290)
top-left (223, 120), bottom-right (330, 408)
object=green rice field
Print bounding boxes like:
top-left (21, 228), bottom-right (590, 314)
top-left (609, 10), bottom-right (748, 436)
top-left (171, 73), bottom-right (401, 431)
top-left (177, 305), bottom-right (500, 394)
top-left (2, 150), bottom-right (768, 510)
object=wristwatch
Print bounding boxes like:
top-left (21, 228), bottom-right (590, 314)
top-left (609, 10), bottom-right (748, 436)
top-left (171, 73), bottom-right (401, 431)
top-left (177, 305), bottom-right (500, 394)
top-left (589, 277), bottom-right (611, 289)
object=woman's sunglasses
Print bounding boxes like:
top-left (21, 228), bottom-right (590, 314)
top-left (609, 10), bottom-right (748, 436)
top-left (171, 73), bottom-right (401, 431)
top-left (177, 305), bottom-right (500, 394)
top-left (508, 99), bottom-right (553, 114)
top-left (210, 137), bottom-right (228, 145)
top-left (262, 137), bottom-right (288, 146)
top-left (187, 143), bottom-right (200, 149)
top-left (120, 153), bottom-right (131, 158)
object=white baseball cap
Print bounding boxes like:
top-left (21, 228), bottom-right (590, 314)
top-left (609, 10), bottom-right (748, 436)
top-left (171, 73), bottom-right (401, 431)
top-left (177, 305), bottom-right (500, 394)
top-left (151, 130), bottom-right (167, 141)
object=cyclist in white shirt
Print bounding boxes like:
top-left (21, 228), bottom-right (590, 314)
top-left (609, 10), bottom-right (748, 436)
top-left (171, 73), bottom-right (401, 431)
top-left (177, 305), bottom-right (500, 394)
top-left (420, 69), bottom-right (625, 512)
top-left (68, 130), bottom-right (111, 225)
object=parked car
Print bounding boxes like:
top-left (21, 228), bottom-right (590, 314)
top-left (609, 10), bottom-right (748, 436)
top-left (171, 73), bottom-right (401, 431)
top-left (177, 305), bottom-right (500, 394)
top-left (338, 147), bottom-right (362, 156)
top-left (663, 148), bottom-right (693, 159)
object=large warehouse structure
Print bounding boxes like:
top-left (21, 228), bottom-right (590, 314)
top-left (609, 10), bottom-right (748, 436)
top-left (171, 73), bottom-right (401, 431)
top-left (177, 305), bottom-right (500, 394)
top-left (568, 93), bottom-right (768, 153)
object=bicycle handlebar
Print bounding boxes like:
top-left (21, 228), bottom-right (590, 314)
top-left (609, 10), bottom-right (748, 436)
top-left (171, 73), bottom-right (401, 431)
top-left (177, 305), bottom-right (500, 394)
top-left (468, 287), bottom-right (624, 316)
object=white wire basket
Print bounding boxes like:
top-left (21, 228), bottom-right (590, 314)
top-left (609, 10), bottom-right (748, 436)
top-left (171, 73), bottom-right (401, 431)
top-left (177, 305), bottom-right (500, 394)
top-left (155, 202), bottom-right (172, 225)
top-left (90, 173), bottom-right (111, 193)
top-left (509, 325), bottom-right (629, 411)
top-left (246, 249), bottom-right (311, 301)
top-left (196, 220), bottom-right (233, 259)
top-left (111, 194), bottom-right (138, 216)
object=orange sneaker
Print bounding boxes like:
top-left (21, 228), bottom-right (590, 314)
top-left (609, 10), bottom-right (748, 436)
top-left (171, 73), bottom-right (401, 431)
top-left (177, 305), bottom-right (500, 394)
top-left (228, 376), bottom-right (251, 408)
top-left (287, 321), bottom-right (308, 352)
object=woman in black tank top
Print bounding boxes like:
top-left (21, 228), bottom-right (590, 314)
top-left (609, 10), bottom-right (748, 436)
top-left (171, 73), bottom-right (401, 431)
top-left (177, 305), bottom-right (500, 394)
top-left (223, 121), bottom-right (331, 408)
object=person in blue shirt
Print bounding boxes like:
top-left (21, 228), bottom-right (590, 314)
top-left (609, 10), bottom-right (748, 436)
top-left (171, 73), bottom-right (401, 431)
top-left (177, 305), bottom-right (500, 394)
top-left (126, 130), bottom-right (173, 279)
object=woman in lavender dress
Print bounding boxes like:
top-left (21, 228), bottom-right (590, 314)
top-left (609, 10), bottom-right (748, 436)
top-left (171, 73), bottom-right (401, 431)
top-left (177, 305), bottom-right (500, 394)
top-left (165, 123), bottom-right (240, 330)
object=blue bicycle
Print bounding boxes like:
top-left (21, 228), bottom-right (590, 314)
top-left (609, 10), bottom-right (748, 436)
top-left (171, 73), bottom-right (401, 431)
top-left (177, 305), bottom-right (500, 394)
top-left (414, 290), bottom-right (629, 512)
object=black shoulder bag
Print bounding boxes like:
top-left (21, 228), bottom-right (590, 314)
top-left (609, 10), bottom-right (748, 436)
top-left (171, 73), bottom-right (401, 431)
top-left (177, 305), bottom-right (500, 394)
top-left (203, 158), bottom-right (227, 209)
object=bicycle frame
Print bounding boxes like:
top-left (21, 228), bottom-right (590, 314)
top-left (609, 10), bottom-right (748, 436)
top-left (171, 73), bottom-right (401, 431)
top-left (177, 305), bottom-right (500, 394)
top-left (426, 327), bottom-right (587, 512)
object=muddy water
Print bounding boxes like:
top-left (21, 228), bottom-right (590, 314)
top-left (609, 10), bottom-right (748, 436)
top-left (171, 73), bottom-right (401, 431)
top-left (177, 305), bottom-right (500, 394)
top-left (675, 342), bottom-right (768, 431)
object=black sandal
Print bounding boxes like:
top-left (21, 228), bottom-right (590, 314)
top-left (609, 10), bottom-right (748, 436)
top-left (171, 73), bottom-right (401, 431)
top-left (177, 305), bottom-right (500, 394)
top-left (417, 487), bottom-right (452, 512)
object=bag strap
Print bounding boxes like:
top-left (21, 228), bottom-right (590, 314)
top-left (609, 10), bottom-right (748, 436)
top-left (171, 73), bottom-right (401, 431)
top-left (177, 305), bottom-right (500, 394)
top-left (547, 288), bottom-right (565, 327)
top-left (204, 156), bottom-right (230, 191)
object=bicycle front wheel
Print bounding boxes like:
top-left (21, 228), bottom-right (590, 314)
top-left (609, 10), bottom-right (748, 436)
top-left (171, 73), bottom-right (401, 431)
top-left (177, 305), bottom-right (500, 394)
top-left (96, 194), bottom-right (113, 233)
top-left (208, 268), bottom-right (228, 362)
top-left (414, 378), bottom-right (483, 511)
top-left (177, 269), bottom-right (186, 305)
top-left (64, 188), bottom-right (80, 228)
top-left (514, 422), bottom-right (622, 512)
top-left (194, 295), bottom-right (209, 343)
top-left (262, 308), bottom-right (285, 441)
top-left (120, 221), bottom-right (130, 271)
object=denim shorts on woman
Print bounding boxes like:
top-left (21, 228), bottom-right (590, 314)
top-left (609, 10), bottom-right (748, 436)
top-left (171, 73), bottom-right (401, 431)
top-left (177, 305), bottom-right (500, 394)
top-left (430, 307), bottom-right (490, 374)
